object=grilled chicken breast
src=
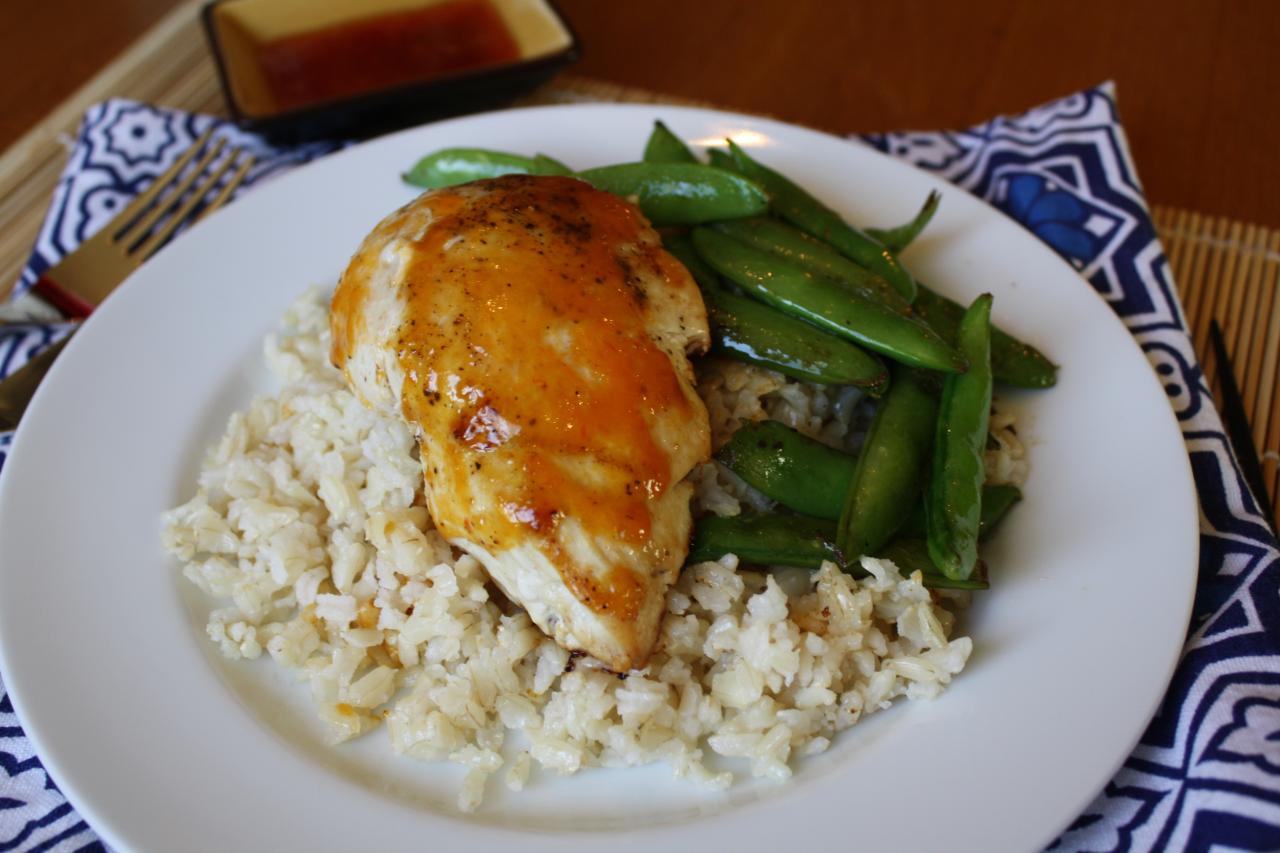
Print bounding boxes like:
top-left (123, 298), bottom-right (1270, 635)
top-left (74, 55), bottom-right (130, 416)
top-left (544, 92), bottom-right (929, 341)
top-left (331, 175), bottom-right (711, 671)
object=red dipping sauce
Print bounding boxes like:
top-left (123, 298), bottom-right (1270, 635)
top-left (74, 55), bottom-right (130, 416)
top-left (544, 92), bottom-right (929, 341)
top-left (256, 0), bottom-right (521, 113)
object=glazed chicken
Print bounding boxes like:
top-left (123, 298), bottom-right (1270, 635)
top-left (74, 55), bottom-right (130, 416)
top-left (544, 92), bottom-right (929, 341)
top-left (330, 175), bottom-right (711, 671)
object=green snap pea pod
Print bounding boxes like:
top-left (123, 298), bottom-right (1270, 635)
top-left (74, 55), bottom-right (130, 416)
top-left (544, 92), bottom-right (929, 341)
top-left (912, 284), bottom-right (1057, 388)
top-left (837, 367), bottom-right (939, 559)
top-left (704, 288), bottom-right (889, 390)
top-left (865, 190), bottom-right (941, 254)
top-left (724, 140), bottom-right (917, 301)
top-left (576, 162), bottom-right (769, 226)
top-left (662, 234), bottom-right (721, 289)
top-left (687, 513), bottom-right (843, 569)
top-left (532, 153), bottom-right (574, 175)
top-left (926, 294), bottom-right (994, 580)
top-left (716, 417), bottom-right (1021, 534)
top-left (874, 539), bottom-right (990, 590)
top-left (706, 147), bottom-right (736, 170)
top-left (975, 482), bottom-right (1022, 536)
top-left (404, 148), bottom-right (565, 188)
top-left (643, 120), bottom-right (698, 164)
top-left (898, 483), bottom-right (1022, 541)
top-left (712, 217), bottom-right (910, 312)
top-left (666, 235), bottom-right (889, 390)
top-left (716, 421), bottom-right (857, 520)
top-left (692, 227), bottom-right (967, 373)
top-left (688, 513), bottom-right (986, 590)
top-left (663, 235), bottom-right (888, 390)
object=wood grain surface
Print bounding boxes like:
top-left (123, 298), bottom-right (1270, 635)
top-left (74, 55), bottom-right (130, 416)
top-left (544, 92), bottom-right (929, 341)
top-left (553, 0), bottom-right (1280, 228)
top-left (0, 0), bottom-right (183, 145)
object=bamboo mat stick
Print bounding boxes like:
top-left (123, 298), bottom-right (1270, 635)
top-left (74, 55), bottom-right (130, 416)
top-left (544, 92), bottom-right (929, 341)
top-left (1199, 217), bottom-right (1234, 383)
top-left (1248, 236), bottom-right (1273, 402)
top-left (1188, 217), bottom-right (1219, 373)
top-left (1266, 234), bottom-right (1280, 509)
top-left (1239, 228), bottom-right (1270, 420)
top-left (1251, 232), bottom-right (1280, 448)
top-left (1218, 217), bottom-right (1249, 361)
top-left (1174, 212), bottom-right (1211, 362)
top-left (1168, 209), bottom-right (1198, 308)
top-left (1228, 220), bottom-right (1259, 371)
top-left (1213, 222), bottom-right (1254, 402)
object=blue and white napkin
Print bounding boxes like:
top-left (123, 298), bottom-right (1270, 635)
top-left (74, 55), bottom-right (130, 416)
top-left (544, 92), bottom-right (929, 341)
top-left (2, 86), bottom-right (1277, 852)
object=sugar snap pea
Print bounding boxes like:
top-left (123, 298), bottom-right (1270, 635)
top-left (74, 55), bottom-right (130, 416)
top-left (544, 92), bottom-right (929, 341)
top-left (665, 235), bottom-right (888, 390)
top-left (404, 150), bottom-right (767, 228)
top-left (926, 294), bottom-right (994, 581)
top-left (706, 148), bottom-right (736, 170)
top-left (643, 120), bottom-right (698, 164)
top-left (717, 417), bottom-right (1022, 537)
top-left (898, 483), bottom-right (1022, 541)
top-left (704, 288), bottom-right (890, 390)
top-left (976, 482), bottom-right (1022, 538)
top-left (874, 539), bottom-right (990, 590)
top-left (532, 153), bottom-right (574, 176)
top-left (665, 236), bottom-right (889, 389)
top-left (837, 367), bottom-right (939, 559)
top-left (866, 191), bottom-right (941, 254)
top-left (912, 284), bottom-right (1057, 388)
top-left (692, 227), bottom-right (967, 373)
top-left (716, 421), bottom-right (856, 520)
top-left (577, 163), bottom-right (769, 226)
top-left (404, 148), bottom-right (566, 188)
top-left (663, 234), bottom-right (720, 289)
top-left (712, 217), bottom-right (910, 312)
top-left (687, 513), bottom-right (843, 569)
top-left (724, 141), bottom-right (918, 301)
top-left (687, 513), bottom-right (987, 590)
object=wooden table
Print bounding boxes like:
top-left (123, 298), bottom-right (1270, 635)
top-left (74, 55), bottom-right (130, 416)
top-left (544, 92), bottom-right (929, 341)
top-left (3, 0), bottom-right (1277, 226)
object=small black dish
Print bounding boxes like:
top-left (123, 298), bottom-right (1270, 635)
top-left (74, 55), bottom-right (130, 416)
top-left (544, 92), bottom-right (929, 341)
top-left (202, 0), bottom-right (580, 144)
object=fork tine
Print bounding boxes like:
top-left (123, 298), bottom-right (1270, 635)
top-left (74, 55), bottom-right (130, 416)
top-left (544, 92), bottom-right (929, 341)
top-left (194, 153), bottom-right (255, 224)
top-left (107, 127), bottom-right (214, 241)
top-left (134, 147), bottom-right (242, 262)
top-left (119, 138), bottom-right (226, 250)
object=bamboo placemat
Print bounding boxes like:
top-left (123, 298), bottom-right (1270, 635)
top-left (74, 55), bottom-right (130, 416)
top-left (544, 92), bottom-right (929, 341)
top-left (2, 0), bottom-right (1277, 528)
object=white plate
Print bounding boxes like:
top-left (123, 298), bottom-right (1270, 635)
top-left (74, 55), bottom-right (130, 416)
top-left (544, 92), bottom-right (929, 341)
top-left (0, 105), bottom-right (1197, 852)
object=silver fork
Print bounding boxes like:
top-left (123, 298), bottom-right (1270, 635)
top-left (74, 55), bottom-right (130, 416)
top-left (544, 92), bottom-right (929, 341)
top-left (0, 129), bottom-right (254, 430)
top-left (30, 127), bottom-right (254, 317)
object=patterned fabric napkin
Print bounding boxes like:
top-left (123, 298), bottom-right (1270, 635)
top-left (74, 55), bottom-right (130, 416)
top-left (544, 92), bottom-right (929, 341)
top-left (2, 85), bottom-right (1277, 852)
